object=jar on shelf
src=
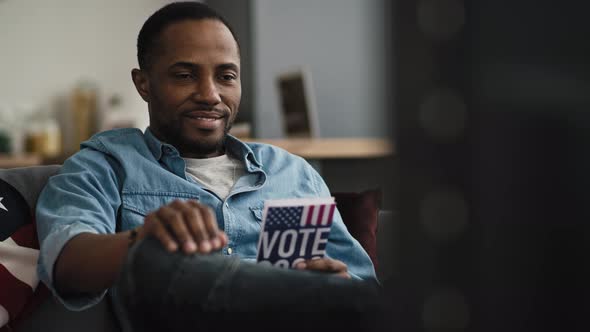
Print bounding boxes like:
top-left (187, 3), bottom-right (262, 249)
top-left (1, 104), bottom-right (35, 155)
top-left (24, 112), bottom-right (62, 158)
top-left (0, 128), bottom-right (10, 154)
top-left (70, 80), bottom-right (98, 152)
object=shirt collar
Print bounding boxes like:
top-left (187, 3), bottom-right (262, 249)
top-left (224, 134), bottom-right (263, 169)
top-left (144, 127), bottom-right (171, 161)
top-left (143, 127), bottom-right (263, 169)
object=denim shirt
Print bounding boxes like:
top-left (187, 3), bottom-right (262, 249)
top-left (36, 128), bottom-right (377, 310)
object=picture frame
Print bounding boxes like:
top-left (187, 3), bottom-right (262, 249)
top-left (275, 67), bottom-right (320, 138)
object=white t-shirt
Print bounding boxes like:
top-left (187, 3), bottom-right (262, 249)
top-left (184, 154), bottom-right (245, 200)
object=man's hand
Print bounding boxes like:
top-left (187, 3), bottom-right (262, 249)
top-left (135, 199), bottom-right (228, 254)
top-left (295, 258), bottom-right (351, 279)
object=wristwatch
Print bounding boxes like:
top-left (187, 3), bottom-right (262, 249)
top-left (128, 227), bottom-right (140, 247)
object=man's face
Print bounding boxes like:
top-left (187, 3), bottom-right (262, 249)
top-left (133, 19), bottom-right (241, 158)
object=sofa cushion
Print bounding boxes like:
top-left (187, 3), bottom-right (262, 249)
top-left (0, 166), bottom-right (60, 330)
top-left (333, 189), bottom-right (381, 271)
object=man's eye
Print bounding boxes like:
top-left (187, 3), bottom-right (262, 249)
top-left (220, 74), bottom-right (237, 81)
top-left (175, 73), bottom-right (193, 80)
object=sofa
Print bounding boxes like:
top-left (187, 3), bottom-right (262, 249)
top-left (0, 165), bottom-right (395, 332)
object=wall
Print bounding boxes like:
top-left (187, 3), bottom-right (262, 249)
top-left (252, 0), bottom-right (390, 138)
top-left (0, 0), bottom-right (179, 138)
top-left (248, 0), bottom-right (395, 208)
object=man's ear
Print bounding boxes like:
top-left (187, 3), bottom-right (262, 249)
top-left (131, 68), bottom-right (150, 102)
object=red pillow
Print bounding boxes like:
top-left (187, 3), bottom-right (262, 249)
top-left (333, 189), bottom-right (381, 270)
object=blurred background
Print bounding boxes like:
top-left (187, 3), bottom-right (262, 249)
top-left (2, 0), bottom-right (590, 331)
top-left (0, 0), bottom-right (395, 209)
top-left (0, 0), bottom-right (391, 141)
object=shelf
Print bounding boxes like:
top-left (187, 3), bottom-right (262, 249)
top-left (242, 137), bottom-right (394, 159)
top-left (0, 154), bottom-right (43, 169)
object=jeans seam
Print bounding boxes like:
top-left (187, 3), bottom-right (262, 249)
top-left (159, 253), bottom-right (188, 310)
top-left (204, 256), bottom-right (241, 312)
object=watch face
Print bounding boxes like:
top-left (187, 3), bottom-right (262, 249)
top-left (0, 178), bottom-right (31, 241)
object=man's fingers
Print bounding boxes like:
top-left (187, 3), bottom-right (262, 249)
top-left (302, 258), bottom-right (348, 273)
top-left (190, 201), bottom-right (223, 250)
top-left (219, 231), bottom-right (229, 248)
top-left (157, 205), bottom-right (196, 253)
top-left (141, 200), bottom-right (225, 255)
top-left (144, 213), bottom-right (178, 252)
top-left (179, 202), bottom-right (210, 253)
top-left (296, 258), bottom-right (351, 278)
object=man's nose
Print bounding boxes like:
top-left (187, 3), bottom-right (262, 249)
top-left (193, 77), bottom-right (221, 105)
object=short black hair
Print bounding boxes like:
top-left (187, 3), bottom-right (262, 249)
top-left (137, 1), bottom-right (239, 70)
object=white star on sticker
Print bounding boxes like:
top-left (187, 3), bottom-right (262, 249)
top-left (0, 197), bottom-right (7, 212)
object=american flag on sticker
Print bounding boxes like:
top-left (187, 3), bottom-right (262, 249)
top-left (300, 204), bottom-right (336, 226)
top-left (256, 197), bottom-right (336, 269)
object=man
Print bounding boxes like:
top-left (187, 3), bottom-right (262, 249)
top-left (36, 2), bottom-right (382, 331)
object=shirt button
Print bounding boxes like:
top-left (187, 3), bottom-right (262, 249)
top-left (225, 202), bottom-right (229, 207)
top-left (227, 247), bottom-right (233, 255)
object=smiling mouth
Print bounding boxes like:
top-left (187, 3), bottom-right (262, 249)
top-left (183, 112), bottom-right (227, 131)
top-left (188, 116), bottom-right (222, 121)
top-left (183, 110), bottom-right (225, 120)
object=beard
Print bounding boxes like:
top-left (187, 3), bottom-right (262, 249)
top-left (152, 114), bottom-right (234, 158)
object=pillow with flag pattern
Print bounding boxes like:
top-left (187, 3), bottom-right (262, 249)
top-left (0, 166), bottom-right (60, 330)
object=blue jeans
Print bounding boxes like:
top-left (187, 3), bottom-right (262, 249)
top-left (113, 237), bottom-right (385, 332)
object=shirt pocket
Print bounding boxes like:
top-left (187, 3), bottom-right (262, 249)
top-left (119, 191), bottom-right (200, 230)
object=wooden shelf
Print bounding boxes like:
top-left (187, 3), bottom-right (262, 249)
top-left (0, 154), bottom-right (43, 169)
top-left (242, 137), bottom-right (394, 159)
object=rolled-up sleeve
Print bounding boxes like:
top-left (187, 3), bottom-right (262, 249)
top-left (36, 148), bottom-right (121, 311)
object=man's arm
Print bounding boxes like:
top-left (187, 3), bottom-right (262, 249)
top-left (53, 232), bottom-right (130, 295)
top-left (36, 149), bottom-right (125, 308)
top-left (38, 150), bottom-right (228, 306)
top-left (53, 202), bottom-right (228, 296)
